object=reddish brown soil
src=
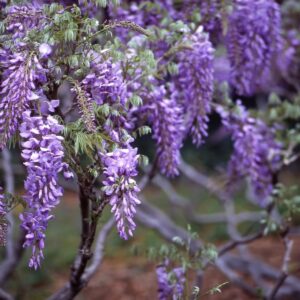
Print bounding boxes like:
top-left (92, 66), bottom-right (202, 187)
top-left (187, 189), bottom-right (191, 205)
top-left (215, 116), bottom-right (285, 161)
top-left (49, 191), bottom-right (300, 300)
top-left (48, 236), bottom-right (300, 300)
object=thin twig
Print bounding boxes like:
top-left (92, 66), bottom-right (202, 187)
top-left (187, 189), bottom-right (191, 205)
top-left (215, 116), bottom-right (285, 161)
top-left (218, 232), bottom-right (264, 257)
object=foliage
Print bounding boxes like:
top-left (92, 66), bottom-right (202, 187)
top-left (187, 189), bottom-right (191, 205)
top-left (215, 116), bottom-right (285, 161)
top-left (0, 0), bottom-right (300, 299)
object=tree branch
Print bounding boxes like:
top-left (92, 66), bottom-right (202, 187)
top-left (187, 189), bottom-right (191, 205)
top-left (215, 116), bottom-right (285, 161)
top-left (48, 217), bottom-right (114, 300)
top-left (0, 149), bottom-right (26, 286)
top-left (153, 175), bottom-right (263, 225)
top-left (82, 217), bottom-right (115, 281)
top-left (0, 287), bottom-right (14, 300)
top-left (48, 168), bottom-right (109, 300)
top-left (268, 237), bottom-right (294, 300)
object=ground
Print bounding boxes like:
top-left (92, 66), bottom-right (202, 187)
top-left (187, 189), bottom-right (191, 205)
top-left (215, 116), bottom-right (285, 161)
top-left (47, 235), bottom-right (300, 300)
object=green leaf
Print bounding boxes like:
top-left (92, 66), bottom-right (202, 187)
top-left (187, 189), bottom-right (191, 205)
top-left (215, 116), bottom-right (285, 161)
top-left (129, 95), bottom-right (143, 107)
top-left (139, 155), bottom-right (149, 167)
top-left (138, 126), bottom-right (151, 136)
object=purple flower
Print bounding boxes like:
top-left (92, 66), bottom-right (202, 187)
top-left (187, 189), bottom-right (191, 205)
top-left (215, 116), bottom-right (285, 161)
top-left (0, 187), bottom-right (7, 247)
top-left (39, 43), bottom-right (52, 58)
top-left (176, 28), bottom-right (214, 146)
top-left (226, 0), bottom-right (281, 95)
top-left (200, 0), bottom-right (222, 37)
top-left (0, 187), bottom-right (5, 215)
top-left (81, 58), bottom-right (127, 107)
top-left (6, 4), bottom-right (45, 39)
top-left (148, 85), bottom-right (184, 177)
top-left (81, 57), bottom-right (132, 143)
top-left (20, 111), bottom-right (72, 269)
top-left (156, 264), bottom-right (173, 299)
top-left (109, 0), bottom-right (177, 41)
top-left (101, 148), bottom-right (140, 240)
top-left (0, 52), bottom-right (46, 150)
top-left (0, 0), bottom-right (6, 8)
top-left (78, 0), bottom-right (100, 17)
top-left (217, 102), bottom-right (282, 204)
top-left (156, 260), bottom-right (186, 300)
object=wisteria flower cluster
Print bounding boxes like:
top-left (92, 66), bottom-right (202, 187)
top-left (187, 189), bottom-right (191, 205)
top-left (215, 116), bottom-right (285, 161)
top-left (217, 102), bottom-right (282, 204)
top-left (156, 260), bottom-right (185, 300)
top-left (20, 111), bottom-right (73, 269)
top-left (176, 27), bottom-right (214, 146)
top-left (0, 0), bottom-right (292, 274)
top-left (226, 0), bottom-right (281, 95)
top-left (146, 85), bottom-right (184, 177)
top-left (0, 52), bottom-right (46, 149)
top-left (6, 3), bottom-right (46, 39)
top-left (101, 148), bottom-right (140, 240)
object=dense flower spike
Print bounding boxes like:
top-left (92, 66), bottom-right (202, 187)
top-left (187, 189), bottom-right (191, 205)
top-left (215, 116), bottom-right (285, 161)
top-left (101, 148), bottom-right (140, 240)
top-left (156, 261), bottom-right (186, 300)
top-left (226, 0), bottom-right (281, 95)
top-left (0, 187), bottom-right (7, 247)
top-left (81, 58), bottom-right (132, 143)
top-left (176, 28), bottom-right (214, 146)
top-left (217, 102), bottom-right (281, 204)
top-left (200, 0), bottom-right (222, 35)
top-left (0, 52), bottom-right (46, 149)
top-left (179, 0), bottom-right (222, 36)
top-left (82, 59), bottom-right (127, 107)
top-left (6, 4), bottom-right (45, 39)
top-left (148, 85), bottom-right (184, 177)
top-left (20, 111), bottom-right (72, 269)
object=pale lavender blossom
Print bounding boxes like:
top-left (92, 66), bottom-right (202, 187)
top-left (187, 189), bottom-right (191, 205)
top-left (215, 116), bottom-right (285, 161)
top-left (81, 57), bottom-right (132, 143)
top-left (217, 102), bottom-right (282, 204)
top-left (39, 43), bottom-right (52, 58)
top-left (148, 85), bottom-right (184, 177)
top-left (226, 0), bottom-right (281, 95)
top-left (176, 27), bottom-right (214, 146)
top-left (6, 4), bottom-right (45, 39)
top-left (101, 148), bottom-right (140, 240)
top-left (0, 52), bottom-right (46, 149)
top-left (81, 58), bottom-right (127, 106)
top-left (156, 260), bottom-right (186, 300)
top-left (20, 111), bottom-right (72, 269)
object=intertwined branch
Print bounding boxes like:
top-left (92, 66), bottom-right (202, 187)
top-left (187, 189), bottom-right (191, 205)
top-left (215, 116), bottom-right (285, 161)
top-left (0, 157), bottom-right (299, 300)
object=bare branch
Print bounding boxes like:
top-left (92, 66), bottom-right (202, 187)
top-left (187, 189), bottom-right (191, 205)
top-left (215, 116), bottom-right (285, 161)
top-left (224, 253), bottom-right (300, 296)
top-left (215, 258), bottom-right (257, 297)
top-left (136, 197), bottom-right (202, 254)
top-left (218, 232), bottom-right (263, 257)
top-left (268, 238), bottom-right (294, 300)
top-left (135, 197), bottom-right (269, 297)
top-left (153, 175), bottom-right (263, 225)
top-left (0, 287), bottom-right (14, 300)
top-left (82, 217), bottom-right (115, 281)
top-left (0, 149), bottom-right (25, 286)
top-left (179, 159), bottom-right (230, 202)
top-left (48, 218), bottom-right (114, 300)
